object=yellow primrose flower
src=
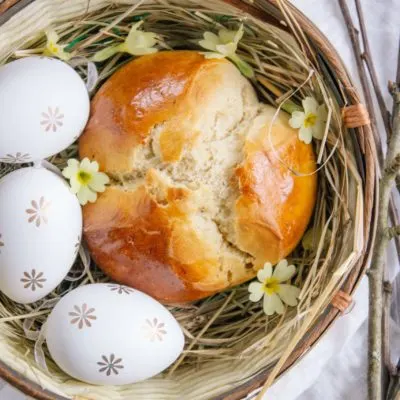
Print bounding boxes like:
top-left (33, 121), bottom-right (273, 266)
top-left (289, 97), bottom-right (328, 144)
top-left (62, 158), bottom-right (110, 206)
top-left (43, 30), bottom-right (73, 61)
top-left (93, 21), bottom-right (158, 62)
top-left (199, 24), bottom-right (254, 78)
top-left (248, 260), bottom-right (300, 316)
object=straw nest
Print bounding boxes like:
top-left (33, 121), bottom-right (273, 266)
top-left (0, 1), bottom-right (373, 399)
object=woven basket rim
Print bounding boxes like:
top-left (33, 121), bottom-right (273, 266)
top-left (0, 1), bottom-right (377, 399)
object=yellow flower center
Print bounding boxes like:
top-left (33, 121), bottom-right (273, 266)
top-left (304, 112), bottom-right (317, 128)
top-left (77, 170), bottom-right (92, 185)
top-left (263, 278), bottom-right (280, 295)
top-left (48, 42), bottom-right (60, 54)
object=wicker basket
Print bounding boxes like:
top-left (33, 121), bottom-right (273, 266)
top-left (0, 1), bottom-right (377, 399)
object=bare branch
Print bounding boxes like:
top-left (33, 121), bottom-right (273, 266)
top-left (386, 226), bottom-right (400, 240)
top-left (337, 1), bottom-right (400, 266)
top-left (354, 0), bottom-right (392, 136)
top-left (338, 5), bottom-right (400, 398)
top-left (338, 0), bottom-right (383, 164)
top-left (384, 154), bottom-right (400, 178)
top-left (367, 82), bottom-right (400, 400)
top-left (383, 281), bottom-right (395, 376)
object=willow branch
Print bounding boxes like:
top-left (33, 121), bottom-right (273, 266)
top-left (338, 0), bottom-right (382, 163)
top-left (383, 281), bottom-right (395, 376)
top-left (354, 0), bottom-right (392, 136)
top-left (368, 81), bottom-right (400, 400)
top-left (385, 48), bottom-right (400, 400)
top-left (338, 0), bottom-right (400, 268)
top-left (353, 0), bottom-right (400, 194)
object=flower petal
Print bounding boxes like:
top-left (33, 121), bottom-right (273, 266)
top-left (46, 30), bottom-right (59, 44)
top-left (289, 111), bottom-right (305, 129)
top-left (203, 31), bottom-right (220, 46)
top-left (299, 125), bottom-right (313, 144)
top-left (312, 104), bottom-right (328, 140)
top-left (233, 24), bottom-right (244, 44)
top-left (201, 51), bottom-right (226, 59)
top-left (89, 172), bottom-right (109, 192)
top-left (126, 21), bottom-right (144, 39)
top-left (124, 30), bottom-right (158, 55)
top-left (77, 185), bottom-right (97, 206)
top-left (218, 28), bottom-right (237, 44)
top-left (257, 263), bottom-right (272, 282)
top-left (302, 97), bottom-right (318, 115)
top-left (81, 158), bottom-right (98, 173)
top-left (263, 292), bottom-right (284, 315)
top-left (92, 45), bottom-right (120, 62)
top-left (199, 39), bottom-right (218, 52)
top-left (248, 282), bottom-right (263, 302)
top-left (141, 32), bottom-right (158, 47)
top-left (216, 42), bottom-right (237, 57)
top-left (62, 159), bottom-right (80, 178)
top-left (278, 284), bottom-right (300, 306)
top-left (69, 175), bottom-right (82, 194)
top-left (128, 46), bottom-right (158, 56)
top-left (68, 159), bottom-right (80, 168)
top-left (273, 259), bottom-right (296, 282)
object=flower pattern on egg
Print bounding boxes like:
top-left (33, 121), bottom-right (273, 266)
top-left (69, 303), bottom-right (97, 329)
top-left (0, 152), bottom-right (31, 163)
top-left (21, 269), bottom-right (46, 291)
top-left (40, 106), bottom-right (64, 132)
top-left (97, 354), bottom-right (124, 376)
top-left (107, 284), bottom-right (134, 295)
top-left (26, 196), bottom-right (51, 227)
top-left (142, 318), bottom-right (167, 342)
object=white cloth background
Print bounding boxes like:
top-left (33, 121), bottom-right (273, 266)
top-left (0, 0), bottom-right (399, 399)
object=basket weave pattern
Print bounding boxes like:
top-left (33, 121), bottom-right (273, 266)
top-left (0, 1), bottom-right (377, 399)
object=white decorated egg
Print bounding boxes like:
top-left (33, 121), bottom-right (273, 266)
top-left (0, 167), bottom-right (82, 303)
top-left (45, 283), bottom-right (184, 385)
top-left (0, 57), bottom-right (89, 163)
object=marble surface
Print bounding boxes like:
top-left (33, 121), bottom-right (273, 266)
top-left (1, 0), bottom-right (400, 399)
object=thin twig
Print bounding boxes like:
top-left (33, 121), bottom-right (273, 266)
top-left (354, 0), bottom-right (392, 136)
top-left (383, 281), bottom-right (395, 376)
top-left (353, 0), bottom-right (400, 224)
top-left (367, 80), bottom-right (400, 400)
top-left (337, 0), bottom-right (382, 164)
top-left (385, 41), bottom-right (400, 400)
top-left (338, 0), bottom-right (400, 265)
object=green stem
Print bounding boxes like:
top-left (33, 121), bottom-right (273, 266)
top-left (229, 54), bottom-right (254, 79)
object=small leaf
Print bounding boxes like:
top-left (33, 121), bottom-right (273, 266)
top-left (214, 15), bottom-right (234, 23)
top-left (129, 12), bottom-right (151, 22)
top-left (111, 27), bottom-right (122, 35)
top-left (64, 34), bottom-right (89, 51)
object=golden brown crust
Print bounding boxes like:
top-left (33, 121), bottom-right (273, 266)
top-left (235, 107), bottom-right (317, 265)
top-left (83, 173), bottom-right (219, 303)
top-left (79, 51), bottom-right (224, 173)
top-left (80, 51), bottom-right (317, 303)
